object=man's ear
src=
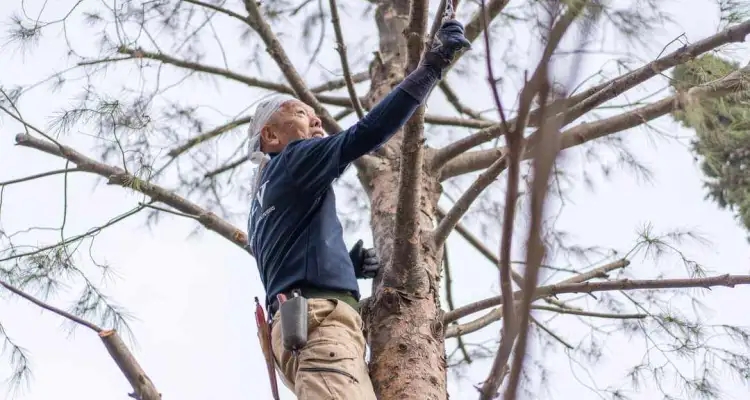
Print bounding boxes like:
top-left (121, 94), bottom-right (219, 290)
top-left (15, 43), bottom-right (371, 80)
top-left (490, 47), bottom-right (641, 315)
top-left (260, 125), bottom-right (279, 150)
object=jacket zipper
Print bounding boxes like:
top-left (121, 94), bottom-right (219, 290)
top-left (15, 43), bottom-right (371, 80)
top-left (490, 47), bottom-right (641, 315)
top-left (299, 366), bottom-right (359, 383)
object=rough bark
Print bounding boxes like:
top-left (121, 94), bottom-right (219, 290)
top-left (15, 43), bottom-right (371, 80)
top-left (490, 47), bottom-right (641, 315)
top-left (361, 1), bottom-right (448, 398)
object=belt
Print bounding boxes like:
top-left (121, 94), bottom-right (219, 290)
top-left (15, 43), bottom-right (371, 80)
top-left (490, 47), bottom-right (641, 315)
top-left (268, 286), bottom-right (358, 316)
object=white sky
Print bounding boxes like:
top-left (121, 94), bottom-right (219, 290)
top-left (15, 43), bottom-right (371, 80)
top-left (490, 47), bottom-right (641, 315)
top-left (1, 1), bottom-right (749, 399)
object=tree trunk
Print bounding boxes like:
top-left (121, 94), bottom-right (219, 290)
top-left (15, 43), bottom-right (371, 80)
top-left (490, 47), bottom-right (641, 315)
top-left (364, 170), bottom-right (446, 399)
top-left (359, 2), bottom-right (449, 398)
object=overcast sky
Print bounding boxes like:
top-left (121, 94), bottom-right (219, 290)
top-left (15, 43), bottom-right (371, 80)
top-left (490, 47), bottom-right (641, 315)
top-left (1, 1), bottom-right (750, 399)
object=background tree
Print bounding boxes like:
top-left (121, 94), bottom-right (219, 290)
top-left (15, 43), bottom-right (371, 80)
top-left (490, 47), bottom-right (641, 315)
top-left (2, 1), bottom-right (750, 399)
top-left (670, 53), bottom-right (750, 237)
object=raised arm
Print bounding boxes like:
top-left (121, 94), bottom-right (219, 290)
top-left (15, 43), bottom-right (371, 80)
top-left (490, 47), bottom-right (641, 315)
top-left (282, 20), bottom-right (471, 196)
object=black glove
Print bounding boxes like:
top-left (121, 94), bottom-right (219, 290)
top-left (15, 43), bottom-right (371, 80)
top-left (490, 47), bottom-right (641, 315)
top-left (349, 239), bottom-right (380, 279)
top-left (424, 19), bottom-right (472, 70)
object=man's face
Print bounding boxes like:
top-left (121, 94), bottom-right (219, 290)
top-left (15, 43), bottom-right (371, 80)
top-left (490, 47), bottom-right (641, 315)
top-left (260, 100), bottom-right (325, 153)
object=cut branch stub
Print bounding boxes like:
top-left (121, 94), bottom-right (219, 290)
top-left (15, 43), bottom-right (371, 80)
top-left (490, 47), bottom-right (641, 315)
top-left (99, 330), bottom-right (161, 400)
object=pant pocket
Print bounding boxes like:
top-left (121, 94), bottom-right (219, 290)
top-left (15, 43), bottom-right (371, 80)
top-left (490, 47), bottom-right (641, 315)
top-left (295, 341), bottom-right (362, 400)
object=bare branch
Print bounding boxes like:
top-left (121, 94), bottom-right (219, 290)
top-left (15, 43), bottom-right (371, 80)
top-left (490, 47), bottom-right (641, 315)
top-left (425, 114), bottom-right (494, 129)
top-left (445, 258), bottom-right (630, 337)
top-left (434, 0), bottom-right (577, 249)
top-left (328, 0), bottom-right (365, 118)
top-left (311, 71), bottom-right (370, 93)
top-left (0, 168), bottom-right (83, 187)
top-left (14, 133), bottom-right (248, 250)
top-left (439, 80), bottom-right (488, 120)
top-left (530, 305), bottom-right (647, 319)
top-left (503, 72), bottom-right (567, 400)
top-left (115, 47), bottom-right (353, 108)
top-left (182, 0), bottom-right (248, 24)
top-left (166, 116), bottom-right (253, 158)
top-left (390, 0), bottom-right (429, 285)
top-left (99, 330), bottom-right (161, 400)
top-left (449, 0), bottom-right (511, 74)
top-left (431, 151), bottom-right (507, 247)
top-left (242, 0), bottom-right (381, 178)
top-left (243, 1), bottom-right (339, 132)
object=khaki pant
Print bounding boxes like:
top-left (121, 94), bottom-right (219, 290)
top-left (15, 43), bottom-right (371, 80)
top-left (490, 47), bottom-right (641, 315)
top-left (271, 298), bottom-right (377, 400)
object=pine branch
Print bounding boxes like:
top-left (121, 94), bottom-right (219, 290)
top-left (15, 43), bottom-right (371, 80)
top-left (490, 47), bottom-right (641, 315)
top-left (445, 258), bottom-right (630, 325)
top-left (14, 133), bottom-right (248, 250)
top-left (115, 47), bottom-right (353, 108)
top-left (440, 58), bottom-right (750, 181)
top-left (445, 272), bottom-right (750, 327)
top-left (0, 278), bottom-right (160, 400)
top-left (434, 18), bottom-right (750, 175)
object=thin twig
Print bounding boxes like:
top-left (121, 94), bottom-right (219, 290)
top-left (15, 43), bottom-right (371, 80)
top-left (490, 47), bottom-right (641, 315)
top-left (328, 0), bottom-right (365, 118)
top-left (530, 305), bottom-right (647, 319)
top-left (1, 168), bottom-right (83, 187)
top-left (0, 279), bottom-right (101, 332)
top-left (166, 116), bottom-right (253, 158)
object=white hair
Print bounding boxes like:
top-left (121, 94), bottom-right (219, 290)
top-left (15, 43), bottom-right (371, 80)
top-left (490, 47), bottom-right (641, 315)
top-left (246, 93), bottom-right (297, 164)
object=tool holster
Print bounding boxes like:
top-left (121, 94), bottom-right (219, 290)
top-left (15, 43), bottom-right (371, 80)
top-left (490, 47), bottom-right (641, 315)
top-left (279, 289), bottom-right (309, 353)
top-left (254, 297), bottom-right (280, 400)
top-left (255, 290), bottom-right (310, 399)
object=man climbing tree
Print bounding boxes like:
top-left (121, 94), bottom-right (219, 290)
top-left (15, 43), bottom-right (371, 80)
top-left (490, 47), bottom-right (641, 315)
top-left (246, 19), bottom-right (470, 399)
top-left (5, 1), bottom-right (750, 400)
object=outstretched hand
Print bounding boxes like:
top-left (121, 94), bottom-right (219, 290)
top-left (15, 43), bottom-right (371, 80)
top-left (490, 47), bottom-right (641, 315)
top-left (425, 19), bottom-right (472, 69)
top-left (349, 239), bottom-right (380, 279)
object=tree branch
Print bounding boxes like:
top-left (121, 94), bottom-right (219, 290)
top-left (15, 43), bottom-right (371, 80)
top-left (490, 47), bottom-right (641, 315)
top-left (166, 116), bottom-right (253, 158)
top-left (445, 258), bottom-right (629, 325)
top-left (243, 1), bottom-right (340, 132)
top-left (434, 18), bottom-right (750, 175)
top-left (530, 305), bottom-right (647, 319)
top-left (182, 0), bottom-right (248, 24)
top-left (328, 0), bottom-right (365, 118)
top-left (390, 0), bottom-right (428, 286)
top-left (310, 71), bottom-right (370, 93)
top-left (0, 278), bottom-right (160, 400)
top-left (446, 0), bottom-right (510, 76)
top-left (503, 73), bottom-right (567, 400)
top-left (0, 168), bottom-right (83, 187)
top-left (99, 330), bottom-right (161, 400)
top-left (440, 57), bottom-right (750, 181)
top-left (439, 80), bottom-right (488, 120)
top-left (14, 133), bottom-right (248, 250)
top-left (242, 0), bottom-right (381, 178)
top-left (434, 0), bottom-right (574, 249)
top-left (115, 47), bottom-right (353, 108)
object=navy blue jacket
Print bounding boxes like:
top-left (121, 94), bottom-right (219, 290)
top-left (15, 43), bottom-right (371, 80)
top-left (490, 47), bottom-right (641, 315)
top-left (247, 65), bottom-right (440, 306)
